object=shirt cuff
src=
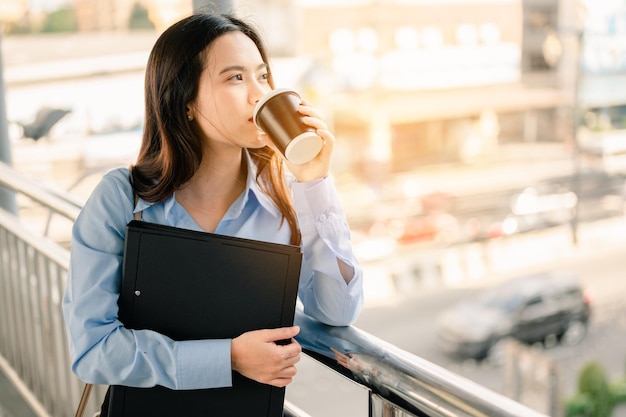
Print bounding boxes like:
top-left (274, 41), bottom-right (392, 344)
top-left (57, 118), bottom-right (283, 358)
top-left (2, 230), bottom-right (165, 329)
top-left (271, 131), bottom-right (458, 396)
top-left (291, 177), bottom-right (344, 229)
top-left (175, 339), bottom-right (232, 389)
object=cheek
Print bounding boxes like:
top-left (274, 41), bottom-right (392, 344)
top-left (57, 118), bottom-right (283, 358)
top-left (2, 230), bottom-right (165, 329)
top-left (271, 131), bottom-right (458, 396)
top-left (194, 82), bottom-right (218, 113)
top-left (194, 92), bottom-right (249, 138)
top-left (197, 104), bottom-right (242, 139)
top-left (194, 95), bottom-right (219, 125)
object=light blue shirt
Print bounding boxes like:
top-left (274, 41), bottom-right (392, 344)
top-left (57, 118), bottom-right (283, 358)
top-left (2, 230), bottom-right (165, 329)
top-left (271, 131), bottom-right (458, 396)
top-left (62, 153), bottom-right (363, 390)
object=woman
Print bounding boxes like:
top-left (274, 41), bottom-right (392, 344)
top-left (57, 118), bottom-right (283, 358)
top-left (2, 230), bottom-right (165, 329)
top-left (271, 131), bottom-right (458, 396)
top-left (62, 13), bottom-right (363, 397)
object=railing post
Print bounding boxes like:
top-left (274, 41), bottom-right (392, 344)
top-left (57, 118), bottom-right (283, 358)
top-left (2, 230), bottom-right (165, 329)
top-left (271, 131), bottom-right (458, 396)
top-left (370, 392), bottom-right (418, 417)
top-left (0, 26), bottom-right (17, 214)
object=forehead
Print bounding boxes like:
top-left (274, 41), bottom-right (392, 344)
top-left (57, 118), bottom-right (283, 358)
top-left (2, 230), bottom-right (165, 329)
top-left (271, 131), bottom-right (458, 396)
top-left (203, 31), bottom-right (264, 70)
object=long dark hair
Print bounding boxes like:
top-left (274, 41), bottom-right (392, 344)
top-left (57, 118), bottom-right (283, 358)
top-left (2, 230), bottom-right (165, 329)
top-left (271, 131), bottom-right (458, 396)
top-left (131, 14), bottom-right (301, 245)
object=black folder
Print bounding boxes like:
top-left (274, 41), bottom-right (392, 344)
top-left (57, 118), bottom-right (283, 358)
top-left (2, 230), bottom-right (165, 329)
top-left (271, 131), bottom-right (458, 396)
top-left (108, 220), bottom-right (302, 417)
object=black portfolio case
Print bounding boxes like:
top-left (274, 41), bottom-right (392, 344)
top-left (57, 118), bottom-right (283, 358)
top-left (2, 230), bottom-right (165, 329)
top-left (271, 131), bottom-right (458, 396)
top-left (108, 220), bottom-right (302, 417)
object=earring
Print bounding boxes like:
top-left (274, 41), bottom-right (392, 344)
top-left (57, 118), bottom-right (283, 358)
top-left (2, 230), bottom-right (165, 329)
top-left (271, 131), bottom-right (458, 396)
top-left (187, 114), bottom-right (193, 121)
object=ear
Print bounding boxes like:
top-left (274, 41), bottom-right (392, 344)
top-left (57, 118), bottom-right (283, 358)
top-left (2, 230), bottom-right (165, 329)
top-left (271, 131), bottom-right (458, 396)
top-left (186, 105), bottom-right (194, 121)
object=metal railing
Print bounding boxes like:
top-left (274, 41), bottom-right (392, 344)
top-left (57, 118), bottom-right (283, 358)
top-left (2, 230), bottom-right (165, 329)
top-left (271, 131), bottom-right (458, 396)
top-left (0, 161), bottom-right (549, 417)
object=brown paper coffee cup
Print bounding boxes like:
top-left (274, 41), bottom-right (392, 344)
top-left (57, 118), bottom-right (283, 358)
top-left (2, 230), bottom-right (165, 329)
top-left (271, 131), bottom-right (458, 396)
top-left (253, 88), bottom-right (323, 164)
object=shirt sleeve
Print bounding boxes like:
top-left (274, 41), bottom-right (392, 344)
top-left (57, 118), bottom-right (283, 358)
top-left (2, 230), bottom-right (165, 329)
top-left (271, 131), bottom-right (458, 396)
top-left (291, 176), bottom-right (364, 326)
top-left (61, 170), bottom-right (232, 389)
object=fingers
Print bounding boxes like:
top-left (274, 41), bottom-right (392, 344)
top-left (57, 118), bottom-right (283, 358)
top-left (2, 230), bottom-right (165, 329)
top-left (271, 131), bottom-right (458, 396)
top-left (301, 116), bottom-right (330, 136)
top-left (260, 326), bottom-right (300, 342)
top-left (299, 98), bottom-right (314, 110)
top-left (297, 103), bottom-right (334, 147)
top-left (270, 98), bottom-right (335, 181)
top-left (316, 128), bottom-right (335, 153)
top-left (267, 364), bottom-right (298, 387)
top-left (261, 338), bottom-right (302, 387)
top-left (231, 328), bottom-right (302, 388)
top-left (268, 344), bottom-right (301, 387)
top-left (298, 104), bottom-right (327, 128)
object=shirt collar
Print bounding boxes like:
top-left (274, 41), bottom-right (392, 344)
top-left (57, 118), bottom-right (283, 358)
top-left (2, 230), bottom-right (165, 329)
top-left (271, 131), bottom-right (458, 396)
top-left (134, 150), bottom-right (281, 223)
top-left (239, 149), bottom-right (281, 218)
top-left (133, 197), bottom-right (152, 216)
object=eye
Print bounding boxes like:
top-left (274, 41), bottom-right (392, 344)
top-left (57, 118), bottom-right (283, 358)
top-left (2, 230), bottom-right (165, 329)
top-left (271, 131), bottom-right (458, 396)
top-left (228, 74), bottom-right (243, 81)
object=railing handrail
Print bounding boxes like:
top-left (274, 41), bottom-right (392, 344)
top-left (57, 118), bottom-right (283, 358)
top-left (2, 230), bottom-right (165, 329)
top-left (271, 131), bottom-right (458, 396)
top-left (295, 313), bottom-right (549, 417)
top-left (0, 161), bottom-right (550, 417)
top-left (0, 162), bottom-right (83, 221)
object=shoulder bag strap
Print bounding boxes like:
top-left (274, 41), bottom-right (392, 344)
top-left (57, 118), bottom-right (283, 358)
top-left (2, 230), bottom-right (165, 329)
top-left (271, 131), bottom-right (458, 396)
top-left (75, 383), bottom-right (93, 417)
top-left (133, 192), bottom-right (142, 221)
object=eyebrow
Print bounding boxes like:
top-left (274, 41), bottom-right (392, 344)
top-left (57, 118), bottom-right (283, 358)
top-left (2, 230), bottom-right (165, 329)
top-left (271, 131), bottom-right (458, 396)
top-left (219, 63), bottom-right (268, 75)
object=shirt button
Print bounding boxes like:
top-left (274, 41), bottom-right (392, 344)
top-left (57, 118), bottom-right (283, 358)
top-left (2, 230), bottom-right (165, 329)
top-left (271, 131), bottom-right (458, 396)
top-left (319, 213), bottom-right (328, 222)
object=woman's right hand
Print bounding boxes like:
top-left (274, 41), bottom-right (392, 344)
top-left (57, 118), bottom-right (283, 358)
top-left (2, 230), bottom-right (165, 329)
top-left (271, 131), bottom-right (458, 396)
top-left (231, 326), bottom-right (302, 387)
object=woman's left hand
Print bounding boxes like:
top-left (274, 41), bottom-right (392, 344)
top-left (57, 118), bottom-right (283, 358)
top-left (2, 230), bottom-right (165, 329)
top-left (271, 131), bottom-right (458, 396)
top-left (260, 99), bottom-right (334, 183)
top-left (288, 100), bottom-right (334, 182)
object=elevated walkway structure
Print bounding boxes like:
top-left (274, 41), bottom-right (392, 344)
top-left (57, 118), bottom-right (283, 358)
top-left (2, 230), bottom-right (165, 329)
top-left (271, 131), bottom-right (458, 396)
top-left (0, 161), bottom-right (551, 416)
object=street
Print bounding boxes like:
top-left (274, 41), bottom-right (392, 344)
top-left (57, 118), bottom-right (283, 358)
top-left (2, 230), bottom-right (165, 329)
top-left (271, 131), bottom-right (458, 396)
top-left (286, 217), bottom-right (626, 417)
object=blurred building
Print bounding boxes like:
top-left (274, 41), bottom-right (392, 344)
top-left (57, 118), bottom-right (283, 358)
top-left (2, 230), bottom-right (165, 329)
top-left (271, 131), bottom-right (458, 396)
top-left (574, 0), bottom-right (626, 174)
top-left (74, 0), bottom-right (192, 31)
top-left (2, 0), bottom-right (625, 177)
top-left (239, 0), bottom-right (624, 183)
top-left (280, 0), bottom-right (571, 177)
top-left (0, 0), bottom-right (28, 24)
top-left (0, 0), bottom-right (38, 32)
top-left (0, 0), bottom-right (191, 31)
top-left (264, 0), bottom-right (626, 246)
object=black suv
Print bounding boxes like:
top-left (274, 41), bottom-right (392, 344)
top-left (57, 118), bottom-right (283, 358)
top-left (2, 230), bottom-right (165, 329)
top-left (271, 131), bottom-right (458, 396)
top-left (436, 271), bottom-right (591, 360)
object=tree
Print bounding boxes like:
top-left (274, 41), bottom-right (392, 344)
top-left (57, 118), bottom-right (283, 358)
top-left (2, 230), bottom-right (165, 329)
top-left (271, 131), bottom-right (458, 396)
top-left (128, 3), bottom-right (155, 30)
top-left (41, 7), bottom-right (78, 33)
top-left (566, 361), bottom-right (626, 417)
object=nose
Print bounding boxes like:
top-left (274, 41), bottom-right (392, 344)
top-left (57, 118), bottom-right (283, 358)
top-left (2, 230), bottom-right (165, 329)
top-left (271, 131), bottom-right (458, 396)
top-left (250, 80), bottom-right (268, 104)
top-left (251, 90), bottom-right (265, 105)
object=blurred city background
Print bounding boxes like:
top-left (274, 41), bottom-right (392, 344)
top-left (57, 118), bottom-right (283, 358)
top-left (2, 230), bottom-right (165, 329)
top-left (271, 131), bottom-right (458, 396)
top-left (1, 0), bottom-right (626, 416)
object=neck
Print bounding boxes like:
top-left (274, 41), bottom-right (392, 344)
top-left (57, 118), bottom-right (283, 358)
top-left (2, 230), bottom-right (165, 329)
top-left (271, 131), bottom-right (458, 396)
top-left (178, 149), bottom-right (247, 206)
